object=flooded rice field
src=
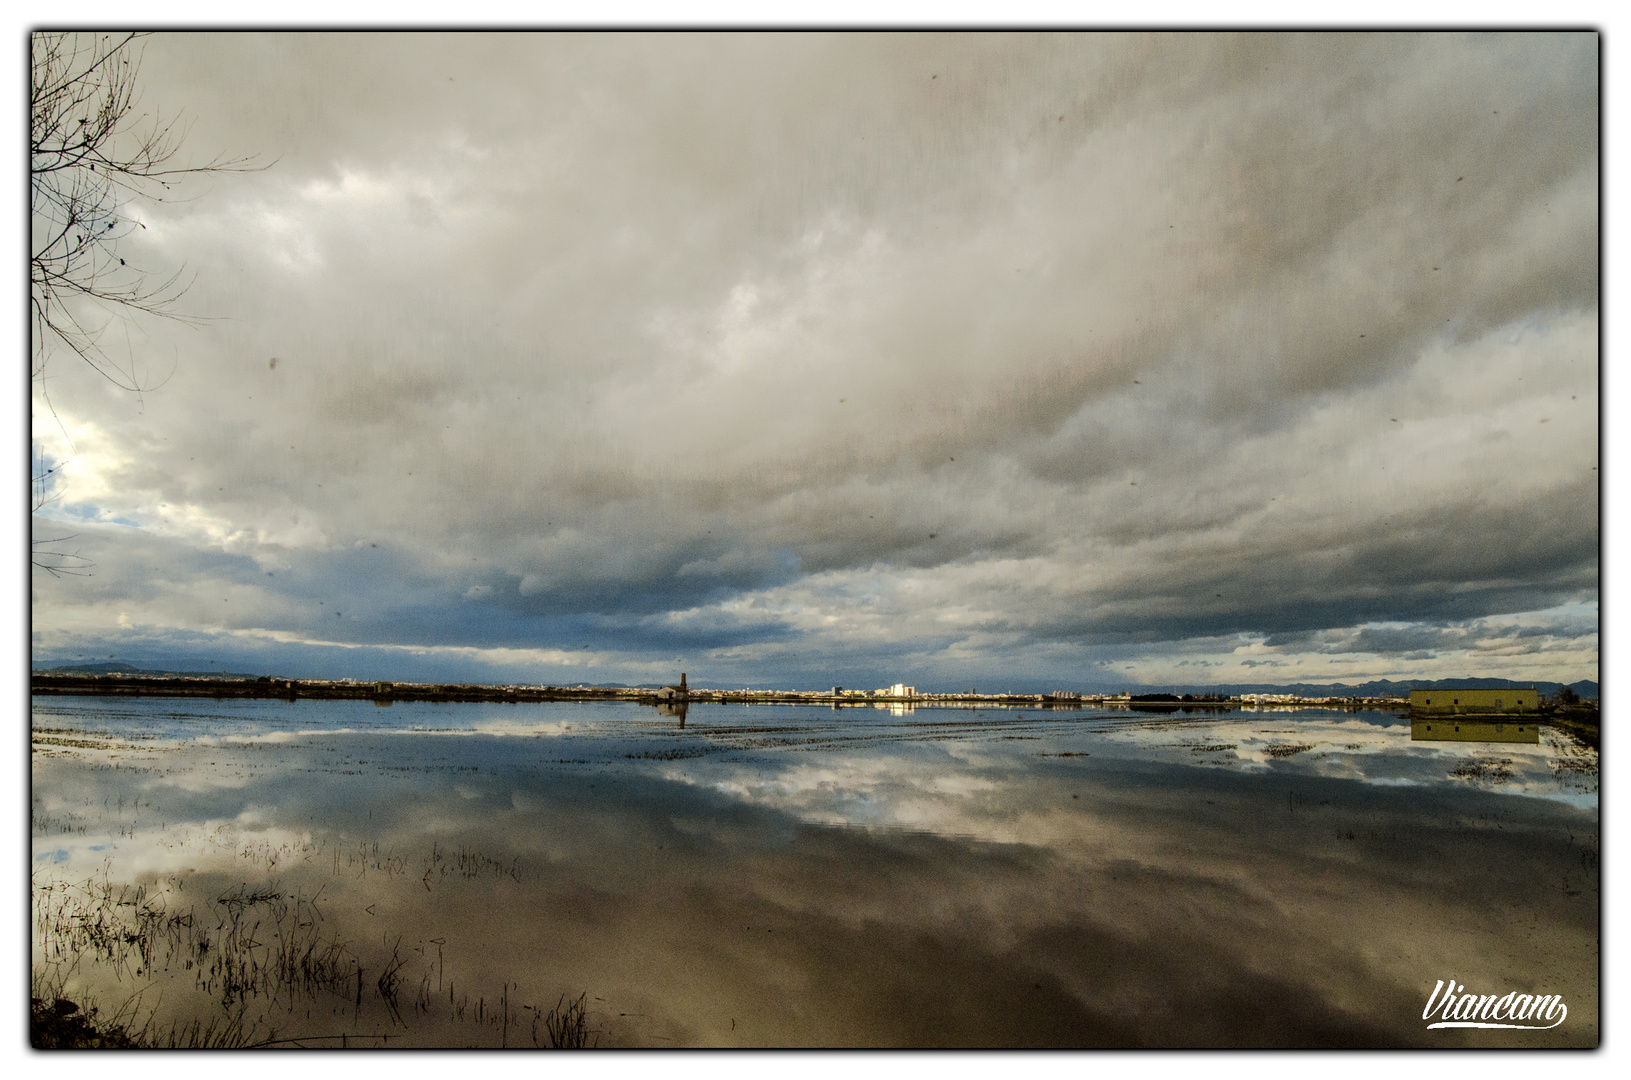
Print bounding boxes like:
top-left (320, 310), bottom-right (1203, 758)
top-left (31, 696), bottom-right (1598, 1047)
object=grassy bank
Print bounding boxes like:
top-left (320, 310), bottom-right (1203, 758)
top-left (31, 997), bottom-right (141, 1048)
top-left (1547, 705), bottom-right (1600, 751)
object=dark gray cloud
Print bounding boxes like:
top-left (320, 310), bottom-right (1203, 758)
top-left (32, 32), bottom-right (1599, 688)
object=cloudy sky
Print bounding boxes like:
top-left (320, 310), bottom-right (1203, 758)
top-left (29, 31), bottom-right (1599, 690)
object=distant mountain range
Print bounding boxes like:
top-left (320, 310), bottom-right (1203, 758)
top-left (30, 661), bottom-right (1598, 700)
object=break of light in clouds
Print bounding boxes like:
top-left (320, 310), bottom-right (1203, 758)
top-left (31, 31), bottom-right (1598, 689)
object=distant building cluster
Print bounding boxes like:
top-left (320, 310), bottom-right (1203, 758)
top-left (1241, 692), bottom-right (1408, 705)
top-left (827, 684), bottom-right (918, 698)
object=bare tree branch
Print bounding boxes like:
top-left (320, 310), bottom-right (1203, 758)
top-left (31, 31), bottom-right (266, 578)
top-left (31, 31), bottom-right (266, 391)
top-left (32, 452), bottom-right (92, 578)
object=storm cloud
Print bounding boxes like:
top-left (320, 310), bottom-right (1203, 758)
top-left (31, 32), bottom-right (1598, 689)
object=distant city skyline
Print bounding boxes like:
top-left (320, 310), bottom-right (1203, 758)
top-left (31, 32), bottom-right (1599, 691)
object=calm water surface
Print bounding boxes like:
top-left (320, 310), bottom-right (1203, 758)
top-left (31, 696), bottom-right (1598, 1047)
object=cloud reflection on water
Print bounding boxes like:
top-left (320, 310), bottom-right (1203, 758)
top-left (32, 699), bottom-right (1596, 1047)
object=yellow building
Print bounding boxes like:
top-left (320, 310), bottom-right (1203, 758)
top-left (1408, 687), bottom-right (1537, 714)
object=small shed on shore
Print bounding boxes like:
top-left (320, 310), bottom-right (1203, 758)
top-left (654, 673), bottom-right (689, 701)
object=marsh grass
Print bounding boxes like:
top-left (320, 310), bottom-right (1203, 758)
top-left (376, 940), bottom-right (407, 1024)
top-left (140, 1011), bottom-right (260, 1048)
top-left (1450, 758), bottom-right (1515, 784)
top-left (34, 865), bottom-right (602, 1048)
top-left (542, 991), bottom-right (595, 1048)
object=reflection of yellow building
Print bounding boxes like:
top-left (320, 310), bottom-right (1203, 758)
top-left (1411, 719), bottom-right (1539, 743)
top-left (1409, 687), bottom-right (1536, 714)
